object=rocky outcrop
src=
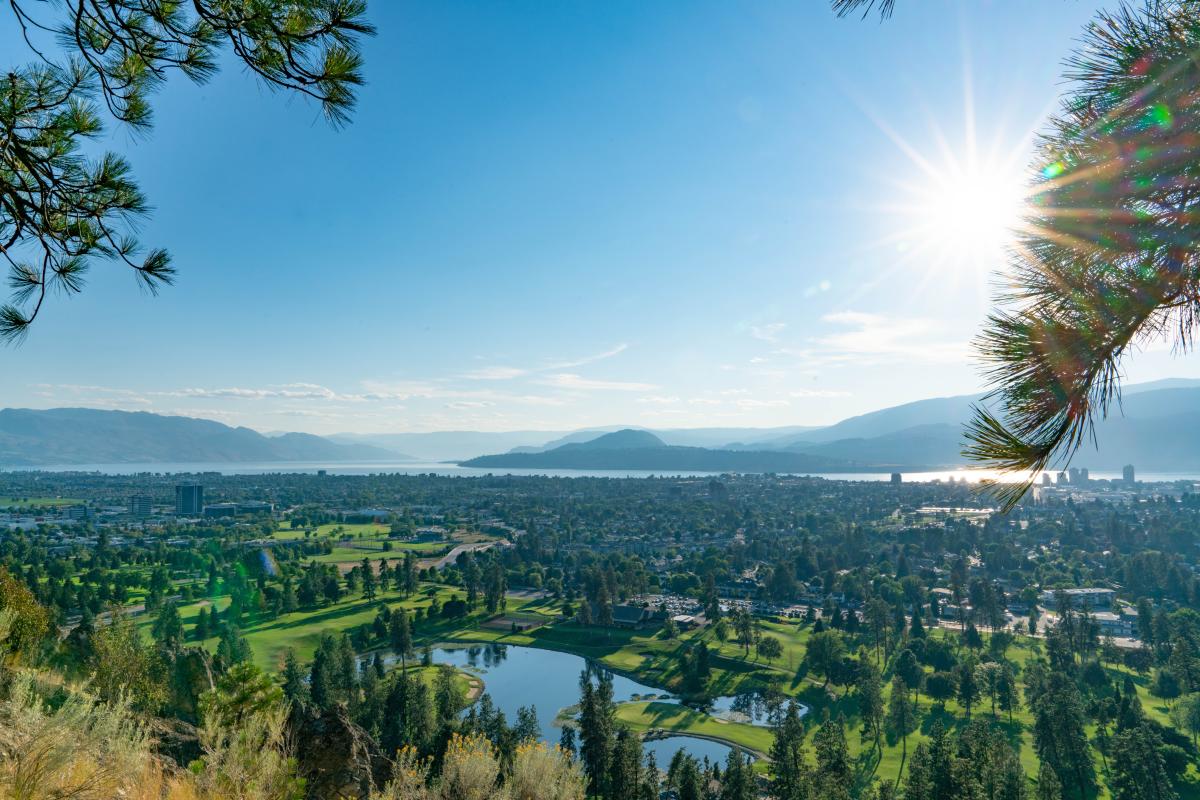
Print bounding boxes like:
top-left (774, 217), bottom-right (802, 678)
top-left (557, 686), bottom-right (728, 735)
top-left (290, 703), bottom-right (390, 799)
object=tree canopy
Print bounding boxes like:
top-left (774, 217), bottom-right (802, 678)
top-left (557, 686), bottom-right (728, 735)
top-left (0, 1), bottom-right (373, 342)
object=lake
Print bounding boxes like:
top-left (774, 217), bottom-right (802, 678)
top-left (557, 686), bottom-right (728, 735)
top-left (9, 459), bottom-right (1194, 484)
top-left (381, 643), bottom-right (756, 765)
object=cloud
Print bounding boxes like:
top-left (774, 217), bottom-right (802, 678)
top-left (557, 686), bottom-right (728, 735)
top-left (459, 367), bottom-right (529, 380)
top-left (539, 373), bottom-right (659, 392)
top-left (790, 388), bottom-right (852, 398)
top-left (460, 344), bottom-right (629, 381)
top-left (750, 323), bottom-right (787, 343)
top-left (546, 343), bottom-right (629, 370)
top-left (167, 383), bottom-right (345, 401)
top-left (735, 398), bottom-right (790, 409)
top-left (637, 395), bottom-right (680, 405)
top-left (803, 279), bottom-right (833, 298)
top-left (812, 311), bottom-right (969, 364)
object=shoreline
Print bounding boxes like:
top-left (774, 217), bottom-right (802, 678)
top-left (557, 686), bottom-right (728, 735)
top-left (429, 636), bottom-right (776, 758)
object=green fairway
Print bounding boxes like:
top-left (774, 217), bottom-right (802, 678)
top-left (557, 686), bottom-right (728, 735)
top-left (616, 701), bottom-right (774, 757)
top-left (0, 496), bottom-right (78, 508)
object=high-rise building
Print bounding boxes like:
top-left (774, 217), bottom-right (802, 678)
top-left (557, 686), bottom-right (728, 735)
top-left (1123, 464), bottom-right (1136, 485)
top-left (128, 496), bottom-right (152, 517)
top-left (176, 484), bottom-right (204, 515)
top-left (1079, 467), bottom-right (1090, 485)
top-left (1041, 473), bottom-right (1052, 486)
top-left (890, 472), bottom-right (902, 484)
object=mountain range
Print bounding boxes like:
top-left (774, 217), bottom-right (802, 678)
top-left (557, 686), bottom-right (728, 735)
top-left (460, 428), bottom-right (908, 472)
top-left (5, 378), bottom-right (1200, 470)
top-left (459, 381), bottom-right (1200, 473)
top-left (0, 408), bottom-right (403, 466)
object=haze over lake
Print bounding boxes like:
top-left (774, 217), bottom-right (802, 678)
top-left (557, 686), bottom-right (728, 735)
top-left (6, 460), bottom-right (1197, 484)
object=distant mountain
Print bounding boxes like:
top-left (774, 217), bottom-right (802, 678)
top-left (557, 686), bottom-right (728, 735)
top-left (506, 430), bottom-right (611, 454)
top-left (16, 379), bottom-right (1200, 471)
top-left (559, 429), bottom-right (665, 450)
top-left (329, 430), bottom-right (580, 462)
top-left (1122, 378), bottom-right (1200, 395)
top-left (457, 383), bottom-right (1200, 473)
top-left (461, 429), bottom-right (916, 473)
top-left (773, 385), bottom-right (1200, 471)
top-left (752, 395), bottom-right (982, 449)
top-left (333, 425), bottom-right (821, 461)
top-left (789, 423), bottom-right (967, 467)
top-left (0, 409), bottom-right (403, 466)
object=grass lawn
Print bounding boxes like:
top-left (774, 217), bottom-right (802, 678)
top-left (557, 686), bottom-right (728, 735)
top-left (617, 701), bottom-right (774, 756)
top-left (0, 496), bottom-right (78, 508)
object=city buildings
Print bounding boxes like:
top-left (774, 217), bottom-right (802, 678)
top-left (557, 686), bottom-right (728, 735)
top-left (203, 502), bottom-right (238, 518)
top-left (1038, 587), bottom-right (1115, 609)
top-left (128, 496), bottom-right (152, 517)
top-left (175, 484), bottom-right (204, 515)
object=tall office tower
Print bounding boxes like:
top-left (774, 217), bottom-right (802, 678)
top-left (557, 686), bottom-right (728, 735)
top-left (176, 484), bottom-right (204, 515)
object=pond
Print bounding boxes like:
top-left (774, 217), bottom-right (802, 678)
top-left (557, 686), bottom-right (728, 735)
top-left (378, 643), bottom-right (752, 764)
top-left (698, 691), bottom-right (806, 728)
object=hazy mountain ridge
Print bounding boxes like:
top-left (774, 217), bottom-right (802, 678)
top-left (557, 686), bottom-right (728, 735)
top-left (459, 427), bottom-right (924, 472)
top-left (770, 386), bottom-right (1200, 470)
top-left (332, 425), bottom-right (821, 461)
top-left (0, 408), bottom-right (403, 466)
top-left (5, 381), bottom-right (1200, 470)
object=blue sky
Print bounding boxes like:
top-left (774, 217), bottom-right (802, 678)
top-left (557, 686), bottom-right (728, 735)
top-left (4, 0), bottom-right (1188, 434)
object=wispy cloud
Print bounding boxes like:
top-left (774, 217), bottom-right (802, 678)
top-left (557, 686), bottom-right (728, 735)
top-left (750, 323), bottom-right (787, 343)
top-left (807, 311), bottom-right (968, 365)
top-left (736, 398), bottom-right (790, 409)
top-left (168, 383), bottom-right (344, 401)
top-left (546, 343), bottom-right (629, 370)
top-left (539, 373), bottom-right (659, 392)
top-left (459, 366), bottom-right (529, 380)
top-left (459, 343), bottom-right (630, 382)
top-left (790, 388), bottom-right (851, 398)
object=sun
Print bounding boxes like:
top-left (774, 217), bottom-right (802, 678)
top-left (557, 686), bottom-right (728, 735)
top-left (849, 80), bottom-right (1040, 296)
top-left (908, 159), bottom-right (1027, 260)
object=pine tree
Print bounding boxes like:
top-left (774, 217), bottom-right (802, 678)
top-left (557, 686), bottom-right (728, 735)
top-left (1033, 674), bottom-right (1096, 800)
top-left (1110, 721), bottom-right (1178, 800)
top-left (857, 658), bottom-right (885, 762)
top-left (719, 748), bottom-right (754, 800)
top-left (361, 558), bottom-right (377, 600)
top-left (1036, 762), bottom-right (1063, 800)
top-left (609, 728), bottom-right (643, 800)
top-left (770, 702), bottom-right (811, 799)
top-left (152, 601), bottom-right (183, 648)
top-left (887, 677), bottom-right (917, 783)
top-left (578, 671), bottom-right (616, 798)
top-left (281, 648), bottom-right (310, 706)
top-left (390, 607), bottom-right (413, 664)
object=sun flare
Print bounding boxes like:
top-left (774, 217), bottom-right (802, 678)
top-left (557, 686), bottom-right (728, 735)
top-left (909, 160), bottom-right (1027, 259)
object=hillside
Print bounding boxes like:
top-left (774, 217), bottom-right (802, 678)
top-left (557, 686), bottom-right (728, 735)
top-left (460, 428), bottom-right (916, 472)
top-left (0, 408), bottom-right (403, 466)
top-left (332, 425), bottom-right (819, 461)
top-left (771, 385), bottom-right (1200, 470)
